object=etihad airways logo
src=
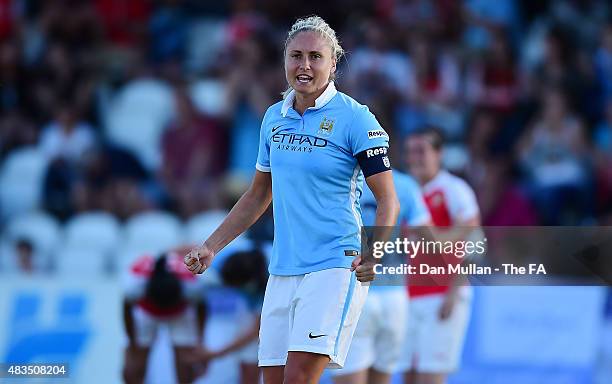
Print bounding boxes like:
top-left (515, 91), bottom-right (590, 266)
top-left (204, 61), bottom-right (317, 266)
top-left (272, 133), bottom-right (327, 153)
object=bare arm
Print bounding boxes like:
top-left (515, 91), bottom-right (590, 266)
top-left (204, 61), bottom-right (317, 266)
top-left (123, 300), bottom-right (136, 346)
top-left (427, 216), bottom-right (481, 243)
top-left (185, 171), bottom-right (272, 274)
top-left (211, 316), bottom-right (260, 358)
top-left (351, 170), bottom-right (400, 281)
top-left (196, 302), bottom-right (207, 345)
top-left (205, 170), bottom-right (272, 254)
top-left (367, 170), bottom-right (400, 228)
top-left (434, 215), bottom-right (482, 319)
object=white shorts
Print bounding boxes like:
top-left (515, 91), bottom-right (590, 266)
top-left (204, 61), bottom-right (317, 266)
top-left (258, 268), bottom-right (369, 369)
top-left (133, 306), bottom-right (199, 347)
top-left (329, 288), bottom-right (408, 376)
top-left (398, 290), bottom-right (472, 373)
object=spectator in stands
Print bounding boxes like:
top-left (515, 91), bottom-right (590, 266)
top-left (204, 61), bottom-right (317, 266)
top-left (479, 158), bottom-right (539, 226)
top-left (593, 99), bottom-right (612, 220)
top-left (39, 102), bottom-right (96, 163)
top-left (344, 20), bottom-right (410, 108)
top-left (528, 26), bottom-right (593, 109)
top-left (160, 86), bottom-right (227, 218)
top-left (222, 32), bottom-right (279, 179)
top-left (463, 109), bottom-right (538, 226)
top-left (148, 0), bottom-right (188, 64)
top-left (39, 102), bottom-right (97, 219)
top-left (396, 33), bottom-right (462, 139)
top-left (406, 33), bottom-right (460, 108)
top-left (386, 0), bottom-right (449, 38)
top-left (518, 87), bottom-right (592, 224)
top-left (94, 0), bottom-right (151, 47)
top-left (29, 40), bottom-right (98, 123)
top-left (466, 32), bottom-right (520, 114)
top-left (0, 0), bottom-right (20, 40)
top-left (0, 110), bottom-right (38, 162)
top-left (0, 39), bottom-right (30, 115)
top-left (0, 0), bottom-right (607, 236)
top-left (462, 0), bottom-right (519, 52)
top-left (14, 238), bottom-right (36, 274)
top-left (38, 0), bottom-right (103, 53)
top-left (594, 99), bottom-right (612, 154)
top-left (595, 23), bottom-right (612, 105)
top-left (73, 144), bottom-right (151, 218)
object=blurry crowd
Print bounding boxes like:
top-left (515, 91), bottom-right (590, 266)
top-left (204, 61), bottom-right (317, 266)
top-left (1, 0), bottom-right (612, 238)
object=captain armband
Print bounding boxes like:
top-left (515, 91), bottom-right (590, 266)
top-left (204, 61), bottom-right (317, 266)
top-left (356, 146), bottom-right (392, 178)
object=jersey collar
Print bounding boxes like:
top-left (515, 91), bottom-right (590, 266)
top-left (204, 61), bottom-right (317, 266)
top-left (281, 81), bottom-right (337, 117)
top-left (424, 170), bottom-right (448, 189)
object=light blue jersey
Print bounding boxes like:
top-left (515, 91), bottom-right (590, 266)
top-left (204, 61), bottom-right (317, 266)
top-left (360, 170), bottom-right (431, 289)
top-left (256, 82), bottom-right (389, 275)
top-left (360, 170), bottom-right (430, 228)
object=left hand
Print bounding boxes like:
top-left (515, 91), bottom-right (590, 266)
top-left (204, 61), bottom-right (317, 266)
top-left (351, 256), bottom-right (375, 283)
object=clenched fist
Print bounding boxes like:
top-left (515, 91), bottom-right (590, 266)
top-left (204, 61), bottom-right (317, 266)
top-left (184, 243), bottom-right (215, 275)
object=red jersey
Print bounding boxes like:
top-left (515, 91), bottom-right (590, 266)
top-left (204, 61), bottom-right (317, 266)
top-left (409, 171), bottom-right (479, 297)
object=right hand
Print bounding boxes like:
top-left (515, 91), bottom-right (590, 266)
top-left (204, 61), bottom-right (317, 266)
top-left (351, 255), bottom-right (376, 283)
top-left (184, 243), bottom-right (215, 275)
top-left (186, 346), bottom-right (211, 378)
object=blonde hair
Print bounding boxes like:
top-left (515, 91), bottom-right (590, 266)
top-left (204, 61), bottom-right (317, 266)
top-left (282, 15), bottom-right (344, 98)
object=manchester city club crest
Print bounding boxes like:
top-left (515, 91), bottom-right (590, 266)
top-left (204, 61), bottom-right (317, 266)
top-left (318, 117), bottom-right (335, 136)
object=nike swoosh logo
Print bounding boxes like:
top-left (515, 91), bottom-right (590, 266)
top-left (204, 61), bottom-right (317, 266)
top-left (272, 125), bottom-right (283, 132)
top-left (309, 332), bottom-right (326, 339)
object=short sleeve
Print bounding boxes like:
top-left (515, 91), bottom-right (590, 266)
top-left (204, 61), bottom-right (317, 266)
top-left (449, 179), bottom-right (480, 222)
top-left (255, 109), bottom-right (271, 172)
top-left (405, 189), bottom-right (431, 226)
top-left (398, 178), bottom-right (431, 226)
top-left (349, 105), bottom-right (389, 156)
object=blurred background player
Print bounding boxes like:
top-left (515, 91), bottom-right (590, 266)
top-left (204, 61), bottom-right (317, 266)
top-left (331, 168), bottom-right (431, 384)
top-left (196, 247), bottom-right (268, 384)
top-left (122, 248), bottom-right (207, 384)
top-left (399, 126), bottom-right (481, 384)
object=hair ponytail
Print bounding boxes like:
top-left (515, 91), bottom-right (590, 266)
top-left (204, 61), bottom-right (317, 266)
top-left (145, 255), bottom-right (183, 309)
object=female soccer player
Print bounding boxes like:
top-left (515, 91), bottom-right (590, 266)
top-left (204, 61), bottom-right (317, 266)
top-left (399, 127), bottom-right (480, 384)
top-left (196, 248), bottom-right (268, 384)
top-left (123, 250), bottom-right (206, 384)
top-left (185, 15), bottom-right (399, 384)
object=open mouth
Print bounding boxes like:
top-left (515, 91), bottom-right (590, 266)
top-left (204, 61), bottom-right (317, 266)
top-left (296, 74), bottom-right (313, 84)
